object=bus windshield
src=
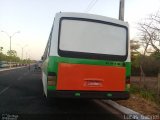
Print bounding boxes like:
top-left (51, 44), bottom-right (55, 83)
top-left (58, 18), bottom-right (128, 61)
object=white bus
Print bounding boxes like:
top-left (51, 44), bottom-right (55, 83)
top-left (42, 12), bottom-right (130, 99)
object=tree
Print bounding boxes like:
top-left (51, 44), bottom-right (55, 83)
top-left (130, 40), bottom-right (141, 75)
top-left (150, 51), bottom-right (160, 60)
top-left (0, 47), bottom-right (3, 53)
top-left (6, 50), bottom-right (21, 62)
top-left (0, 47), bottom-right (4, 61)
top-left (7, 50), bottom-right (17, 57)
top-left (130, 40), bottom-right (140, 53)
top-left (138, 10), bottom-right (160, 55)
top-left (130, 40), bottom-right (140, 62)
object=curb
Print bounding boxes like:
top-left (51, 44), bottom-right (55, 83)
top-left (0, 66), bottom-right (26, 72)
top-left (102, 100), bottom-right (151, 120)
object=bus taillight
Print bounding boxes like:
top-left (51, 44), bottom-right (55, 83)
top-left (126, 76), bottom-right (130, 84)
top-left (48, 73), bottom-right (57, 86)
top-left (126, 76), bottom-right (130, 89)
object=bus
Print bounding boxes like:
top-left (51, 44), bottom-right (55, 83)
top-left (41, 12), bottom-right (130, 99)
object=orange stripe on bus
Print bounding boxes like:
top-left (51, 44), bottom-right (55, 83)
top-left (57, 63), bottom-right (125, 91)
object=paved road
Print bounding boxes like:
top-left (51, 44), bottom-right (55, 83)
top-left (0, 66), bottom-right (122, 120)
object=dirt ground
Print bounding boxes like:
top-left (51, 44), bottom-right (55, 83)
top-left (116, 76), bottom-right (160, 118)
top-left (116, 94), bottom-right (160, 115)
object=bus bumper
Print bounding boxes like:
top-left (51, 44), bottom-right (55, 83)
top-left (47, 90), bottom-right (129, 100)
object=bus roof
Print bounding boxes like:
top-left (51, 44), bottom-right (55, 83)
top-left (55, 12), bottom-right (128, 27)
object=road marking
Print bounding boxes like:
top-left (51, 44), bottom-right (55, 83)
top-left (0, 86), bottom-right (10, 95)
top-left (0, 74), bottom-right (25, 95)
top-left (0, 66), bottom-right (26, 72)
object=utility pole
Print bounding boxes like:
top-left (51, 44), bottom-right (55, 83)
top-left (17, 44), bottom-right (27, 60)
top-left (1, 31), bottom-right (20, 68)
top-left (119, 0), bottom-right (125, 21)
top-left (158, 72), bottom-right (160, 98)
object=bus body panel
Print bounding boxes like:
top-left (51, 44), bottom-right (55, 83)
top-left (57, 63), bottom-right (125, 91)
top-left (42, 71), bottom-right (47, 96)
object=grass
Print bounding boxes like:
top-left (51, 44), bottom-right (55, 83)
top-left (130, 84), bottom-right (160, 105)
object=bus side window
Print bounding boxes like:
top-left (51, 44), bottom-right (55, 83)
top-left (47, 25), bottom-right (53, 57)
top-left (43, 26), bottom-right (53, 61)
top-left (42, 40), bottom-right (49, 61)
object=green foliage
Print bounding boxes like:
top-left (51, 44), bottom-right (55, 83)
top-left (0, 52), bottom-right (7, 61)
top-left (0, 49), bottom-right (21, 62)
top-left (130, 84), bottom-right (140, 93)
top-left (130, 40), bottom-right (142, 76)
top-left (130, 40), bottom-right (141, 65)
top-left (131, 54), bottom-right (141, 76)
top-left (150, 52), bottom-right (160, 60)
top-left (7, 50), bottom-right (17, 57)
top-left (0, 47), bottom-right (3, 52)
top-left (130, 85), bottom-right (160, 105)
top-left (130, 40), bottom-right (140, 52)
top-left (131, 54), bottom-right (141, 67)
top-left (140, 90), bottom-right (156, 102)
top-left (131, 54), bottom-right (160, 76)
top-left (141, 56), bottom-right (160, 76)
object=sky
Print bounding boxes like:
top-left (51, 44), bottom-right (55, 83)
top-left (0, 0), bottom-right (160, 60)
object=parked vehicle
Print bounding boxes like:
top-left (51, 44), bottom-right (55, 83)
top-left (34, 61), bottom-right (42, 71)
top-left (37, 61), bottom-right (42, 69)
top-left (0, 61), bottom-right (9, 68)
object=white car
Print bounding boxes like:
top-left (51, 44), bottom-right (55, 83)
top-left (0, 61), bottom-right (9, 68)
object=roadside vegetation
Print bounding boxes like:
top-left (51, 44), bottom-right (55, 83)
top-left (130, 84), bottom-right (160, 106)
top-left (130, 10), bottom-right (160, 108)
top-left (0, 48), bottom-right (32, 66)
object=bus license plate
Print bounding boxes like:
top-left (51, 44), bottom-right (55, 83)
top-left (85, 80), bottom-right (102, 87)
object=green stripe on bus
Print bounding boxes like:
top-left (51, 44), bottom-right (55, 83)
top-left (48, 56), bottom-right (130, 72)
top-left (125, 62), bottom-right (131, 77)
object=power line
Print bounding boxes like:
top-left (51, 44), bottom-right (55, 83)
top-left (85, 0), bottom-right (98, 13)
top-left (84, 0), bottom-right (99, 13)
top-left (85, 0), bottom-right (95, 12)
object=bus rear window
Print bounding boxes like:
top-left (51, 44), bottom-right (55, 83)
top-left (58, 18), bottom-right (128, 61)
